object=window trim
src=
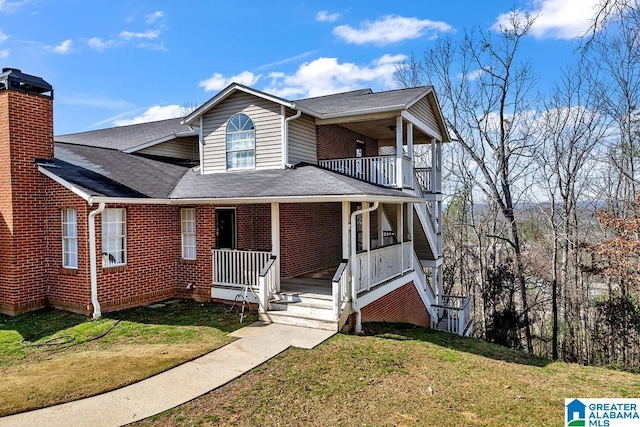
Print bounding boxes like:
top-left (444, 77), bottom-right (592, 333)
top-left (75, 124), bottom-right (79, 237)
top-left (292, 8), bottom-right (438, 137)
top-left (181, 208), bottom-right (196, 260)
top-left (102, 208), bottom-right (127, 268)
top-left (225, 113), bottom-right (256, 170)
top-left (61, 208), bottom-right (78, 269)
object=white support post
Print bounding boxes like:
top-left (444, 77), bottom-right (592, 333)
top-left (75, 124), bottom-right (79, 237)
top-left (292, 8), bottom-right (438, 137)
top-left (399, 203), bottom-right (404, 276)
top-left (271, 202), bottom-right (280, 291)
top-left (396, 116), bottom-right (403, 188)
top-left (363, 202), bottom-right (371, 290)
top-left (377, 206), bottom-right (383, 248)
top-left (438, 265), bottom-right (444, 306)
top-left (407, 122), bottom-right (413, 160)
top-left (430, 137), bottom-right (437, 194)
top-left (407, 202), bottom-right (414, 270)
top-left (342, 201), bottom-right (350, 260)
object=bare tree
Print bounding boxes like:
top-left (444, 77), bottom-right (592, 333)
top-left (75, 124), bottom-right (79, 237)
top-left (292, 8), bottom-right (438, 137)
top-left (418, 12), bottom-right (539, 353)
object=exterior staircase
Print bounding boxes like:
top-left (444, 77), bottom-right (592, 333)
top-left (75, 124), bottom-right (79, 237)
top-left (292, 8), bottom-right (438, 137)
top-left (258, 278), bottom-right (340, 331)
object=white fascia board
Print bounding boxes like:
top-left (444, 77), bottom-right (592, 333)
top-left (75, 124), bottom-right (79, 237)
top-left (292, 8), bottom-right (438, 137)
top-left (38, 166), bottom-right (92, 201)
top-left (401, 110), bottom-right (443, 142)
top-left (88, 193), bottom-right (421, 206)
top-left (183, 84), bottom-right (295, 125)
top-left (122, 131), bottom-right (198, 154)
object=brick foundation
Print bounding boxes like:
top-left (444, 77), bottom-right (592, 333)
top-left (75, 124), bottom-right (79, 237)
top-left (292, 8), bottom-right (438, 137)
top-left (352, 281), bottom-right (430, 328)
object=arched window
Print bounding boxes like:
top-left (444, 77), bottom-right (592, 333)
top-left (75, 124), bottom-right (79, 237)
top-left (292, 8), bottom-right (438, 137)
top-left (225, 113), bottom-right (255, 169)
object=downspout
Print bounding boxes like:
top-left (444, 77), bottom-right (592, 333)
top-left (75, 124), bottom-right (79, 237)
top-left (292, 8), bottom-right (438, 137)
top-left (283, 108), bottom-right (302, 168)
top-left (350, 201), bottom-right (379, 333)
top-left (88, 202), bottom-right (106, 319)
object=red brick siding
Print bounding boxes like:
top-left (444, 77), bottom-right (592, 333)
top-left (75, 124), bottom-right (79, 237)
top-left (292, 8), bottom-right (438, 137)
top-left (0, 90), bottom-right (54, 315)
top-left (316, 125), bottom-right (378, 160)
top-left (358, 281), bottom-right (430, 328)
top-left (280, 202), bottom-right (342, 278)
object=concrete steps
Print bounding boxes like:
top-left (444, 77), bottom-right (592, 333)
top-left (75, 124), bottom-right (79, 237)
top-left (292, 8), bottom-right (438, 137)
top-left (260, 289), bottom-right (338, 331)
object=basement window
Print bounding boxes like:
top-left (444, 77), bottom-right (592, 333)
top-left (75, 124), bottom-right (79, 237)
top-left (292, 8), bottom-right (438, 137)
top-left (102, 208), bottom-right (126, 267)
top-left (181, 208), bottom-right (196, 260)
top-left (61, 209), bottom-right (78, 269)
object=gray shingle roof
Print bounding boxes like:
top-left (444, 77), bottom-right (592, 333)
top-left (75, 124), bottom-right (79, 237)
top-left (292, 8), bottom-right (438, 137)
top-left (295, 86), bottom-right (433, 117)
top-left (170, 164), bottom-right (415, 200)
top-left (42, 145), bottom-right (417, 202)
top-left (54, 118), bottom-right (195, 152)
top-left (44, 143), bottom-right (188, 198)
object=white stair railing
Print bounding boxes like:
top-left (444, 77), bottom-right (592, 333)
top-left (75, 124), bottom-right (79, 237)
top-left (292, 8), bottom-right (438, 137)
top-left (331, 260), bottom-right (349, 321)
top-left (257, 256), bottom-right (277, 314)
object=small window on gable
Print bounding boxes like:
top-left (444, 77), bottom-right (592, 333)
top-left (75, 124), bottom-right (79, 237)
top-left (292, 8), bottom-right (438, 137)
top-left (226, 113), bottom-right (255, 170)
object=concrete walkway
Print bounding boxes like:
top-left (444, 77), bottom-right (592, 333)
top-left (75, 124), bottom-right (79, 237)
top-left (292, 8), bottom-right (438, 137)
top-left (0, 322), bottom-right (335, 427)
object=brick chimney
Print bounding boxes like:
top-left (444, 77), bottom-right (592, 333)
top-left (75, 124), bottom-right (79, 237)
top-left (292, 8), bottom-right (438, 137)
top-left (0, 68), bottom-right (54, 315)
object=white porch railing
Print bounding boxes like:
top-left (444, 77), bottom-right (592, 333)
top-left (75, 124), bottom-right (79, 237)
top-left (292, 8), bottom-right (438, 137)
top-left (319, 156), bottom-right (397, 187)
top-left (212, 248), bottom-right (271, 288)
top-left (332, 260), bottom-right (350, 320)
top-left (355, 242), bottom-right (413, 294)
top-left (258, 256), bottom-right (278, 313)
top-left (432, 295), bottom-right (472, 336)
top-left (402, 156), bottom-right (413, 189)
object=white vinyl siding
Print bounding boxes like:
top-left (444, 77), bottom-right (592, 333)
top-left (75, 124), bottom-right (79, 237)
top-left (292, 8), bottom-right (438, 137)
top-left (407, 97), bottom-right (440, 137)
top-left (102, 208), bottom-right (126, 267)
top-left (288, 112), bottom-right (317, 164)
top-left (181, 208), bottom-right (196, 260)
top-left (137, 137), bottom-right (199, 160)
top-left (61, 209), bottom-right (78, 269)
top-left (202, 91), bottom-right (282, 173)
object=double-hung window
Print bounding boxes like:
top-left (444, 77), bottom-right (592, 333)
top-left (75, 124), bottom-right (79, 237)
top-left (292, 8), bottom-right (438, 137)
top-left (61, 209), bottom-right (78, 268)
top-left (102, 208), bottom-right (126, 267)
top-left (181, 208), bottom-right (196, 260)
top-left (226, 113), bottom-right (255, 169)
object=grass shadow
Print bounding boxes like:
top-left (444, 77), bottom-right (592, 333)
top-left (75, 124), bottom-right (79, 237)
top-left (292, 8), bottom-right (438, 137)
top-left (0, 307), bottom-right (87, 343)
top-left (105, 299), bottom-right (256, 334)
top-left (360, 322), bottom-right (551, 368)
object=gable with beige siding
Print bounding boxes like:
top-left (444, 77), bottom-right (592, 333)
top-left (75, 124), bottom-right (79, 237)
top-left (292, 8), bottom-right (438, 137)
top-left (287, 111), bottom-right (317, 165)
top-left (202, 91), bottom-right (283, 173)
top-left (137, 136), bottom-right (199, 161)
top-left (407, 96), bottom-right (441, 140)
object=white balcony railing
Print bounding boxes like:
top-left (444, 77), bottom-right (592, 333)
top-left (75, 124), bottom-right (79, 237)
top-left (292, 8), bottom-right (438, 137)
top-left (319, 156), bottom-right (398, 187)
top-left (212, 248), bottom-right (271, 288)
top-left (355, 242), bottom-right (413, 294)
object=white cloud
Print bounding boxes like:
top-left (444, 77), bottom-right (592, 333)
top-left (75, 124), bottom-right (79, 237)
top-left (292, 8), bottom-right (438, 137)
top-left (119, 30), bottom-right (160, 40)
top-left (0, 0), bottom-right (29, 13)
top-left (199, 71), bottom-right (262, 92)
top-left (51, 39), bottom-right (72, 54)
top-left (0, 49), bottom-right (8, 58)
top-left (114, 105), bottom-right (183, 126)
top-left (492, 0), bottom-right (600, 39)
top-left (87, 37), bottom-right (114, 51)
top-left (0, 28), bottom-right (9, 43)
top-left (317, 10), bottom-right (340, 22)
top-left (264, 54), bottom-right (406, 99)
top-left (145, 11), bottom-right (164, 24)
top-left (334, 15), bottom-right (453, 45)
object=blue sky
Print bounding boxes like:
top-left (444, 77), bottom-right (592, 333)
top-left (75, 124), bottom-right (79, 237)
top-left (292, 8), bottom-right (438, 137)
top-left (0, 0), bottom-right (600, 135)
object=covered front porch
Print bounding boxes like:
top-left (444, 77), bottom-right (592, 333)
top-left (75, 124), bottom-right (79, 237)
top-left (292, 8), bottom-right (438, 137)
top-left (210, 199), bottom-right (423, 331)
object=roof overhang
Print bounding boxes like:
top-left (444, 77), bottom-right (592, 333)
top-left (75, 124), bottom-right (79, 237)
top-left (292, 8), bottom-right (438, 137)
top-left (122, 130), bottom-right (198, 154)
top-left (86, 194), bottom-right (421, 205)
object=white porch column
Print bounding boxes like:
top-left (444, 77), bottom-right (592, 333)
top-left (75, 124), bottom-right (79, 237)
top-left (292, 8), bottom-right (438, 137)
top-left (407, 122), bottom-right (413, 160)
top-left (438, 265), bottom-right (444, 306)
top-left (363, 202), bottom-right (370, 290)
top-left (271, 202), bottom-right (280, 289)
top-left (396, 116), bottom-right (403, 188)
top-left (430, 137), bottom-right (437, 193)
top-left (342, 201), bottom-right (350, 260)
top-left (377, 206), bottom-right (383, 248)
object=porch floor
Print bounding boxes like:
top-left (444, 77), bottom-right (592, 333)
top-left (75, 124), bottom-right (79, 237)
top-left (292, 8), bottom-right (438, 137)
top-left (279, 265), bottom-right (337, 299)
